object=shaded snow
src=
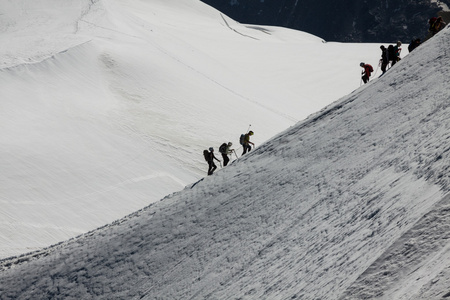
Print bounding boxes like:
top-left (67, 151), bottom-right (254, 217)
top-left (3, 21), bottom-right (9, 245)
top-left (0, 0), bottom-right (382, 259)
top-left (1, 0), bottom-right (450, 299)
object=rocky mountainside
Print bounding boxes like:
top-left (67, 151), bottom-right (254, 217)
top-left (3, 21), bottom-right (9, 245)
top-left (201, 0), bottom-right (449, 42)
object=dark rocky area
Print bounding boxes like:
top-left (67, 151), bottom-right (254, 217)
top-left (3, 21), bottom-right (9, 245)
top-left (201, 0), bottom-right (450, 42)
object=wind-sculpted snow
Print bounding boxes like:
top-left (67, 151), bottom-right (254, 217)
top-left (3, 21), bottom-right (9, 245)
top-left (340, 194), bottom-right (450, 299)
top-left (0, 0), bottom-right (97, 69)
top-left (1, 23), bottom-right (449, 300)
top-left (0, 0), bottom-right (383, 259)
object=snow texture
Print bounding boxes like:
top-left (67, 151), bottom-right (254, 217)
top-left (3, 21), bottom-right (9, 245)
top-left (1, 0), bottom-right (450, 299)
top-left (0, 0), bottom-right (382, 259)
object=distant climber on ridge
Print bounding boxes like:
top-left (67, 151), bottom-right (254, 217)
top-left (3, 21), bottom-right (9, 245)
top-left (240, 131), bottom-right (254, 155)
top-left (387, 44), bottom-right (396, 67)
top-left (379, 45), bottom-right (389, 74)
top-left (219, 142), bottom-right (235, 166)
top-left (408, 39), bottom-right (421, 52)
top-left (360, 62), bottom-right (373, 84)
top-left (203, 147), bottom-right (221, 175)
top-left (429, 16), bottom-right (446, 36)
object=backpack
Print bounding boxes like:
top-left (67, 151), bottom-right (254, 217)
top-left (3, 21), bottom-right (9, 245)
top-left (203, 150), bottom-right (210, 162)
top-left (408, 40), bottom-right (414, 52)
top-left (239, 134), bottom-right (245, 145)
top-left (387, 45), bottom-right (395, 60)
top-left (367, 64), bottom-right (373, 72)
top-left (429, 17), bottom-right (437, 26)
top-left (219, 143), bottom-right (227, 154)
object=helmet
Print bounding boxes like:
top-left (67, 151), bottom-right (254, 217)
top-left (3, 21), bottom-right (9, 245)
top-left (360, 62), bottom-right (365, 67)
top-left (397, 41), bottom-right (402, 46)
top-left (249, 131), bottom-right (254, 135)
top-left (209, 147), bottom-right (214, 151)
top-left (228, 142), bottom-right (232, 146)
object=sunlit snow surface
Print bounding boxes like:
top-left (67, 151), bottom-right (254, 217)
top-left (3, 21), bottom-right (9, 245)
top-left (0, 0), bottom-right (381, 259)
top-left (1, 0), bottom-right (450, 299)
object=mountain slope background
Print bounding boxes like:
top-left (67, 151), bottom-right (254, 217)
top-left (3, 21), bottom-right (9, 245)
top-left (1, 3), bottom-right (450, 299)
top-left (0, 0), bottom-right (383, 259)
top-left (201, 0), bottom-right (450, 42)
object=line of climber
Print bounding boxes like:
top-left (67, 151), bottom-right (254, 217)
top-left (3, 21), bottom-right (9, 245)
top-left (203, 130), bottom-right (254, 176)
top-left (359, 14), bottom-right (447, 85)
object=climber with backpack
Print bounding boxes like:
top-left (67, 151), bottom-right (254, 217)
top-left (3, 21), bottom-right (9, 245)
top-left (379, 45), bottom-right (389, 74)
top-left (203, 147), bottom-right (221, 175)
top-left (429, 16), bottom-right (438, 34)
top-left (219, 142), bottom-right (235, 166)
top-left (360, 62), bottom-right (373, 84)
top-left (429, 16), bottom-right (446, 36)
top-left (408, 39), bottom-right (421, 52)
top-left (387, 44), bottom-right (396, 66)
top-left (240, 131), bottom-right (254, 155)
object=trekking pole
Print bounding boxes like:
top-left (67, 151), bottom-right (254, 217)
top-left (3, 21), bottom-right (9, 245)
top-left (360, 71), bottom-right (363, 86)
top-left (246, 124), bottom-right (251, 133)
top-left (373, 62), bottom-right (380, 77)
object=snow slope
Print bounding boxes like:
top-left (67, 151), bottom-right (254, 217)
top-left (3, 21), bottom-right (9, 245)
top-left (0, 0), bottom-right (383, 258)
top-left (1, 9), bottom-right (449, 300)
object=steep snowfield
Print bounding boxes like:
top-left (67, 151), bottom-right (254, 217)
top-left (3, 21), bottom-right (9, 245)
top-left (0, 0), bottom-right (382, 258)
top-left (1, 7), bottom-right (449, 300)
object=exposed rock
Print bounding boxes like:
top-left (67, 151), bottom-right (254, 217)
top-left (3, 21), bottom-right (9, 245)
top-left (201, 0), bottom-right (449, 42)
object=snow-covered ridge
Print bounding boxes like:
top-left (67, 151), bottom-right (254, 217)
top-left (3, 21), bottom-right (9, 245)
top-left (0, 0), bottom-right (382, 259)
top-left (1, 18), bottom-right (449, 300)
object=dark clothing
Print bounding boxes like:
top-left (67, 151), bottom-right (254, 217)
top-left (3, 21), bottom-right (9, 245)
top-left (380, 47), bottom-right (388, 73)
top-left (242, 144), bottom-right (251, 155)
top-left (391, 46), bottom-right (399, 66)
top-left (208, 161), bottom-right (217, 175)
top-left (362, 74), bottom-right (369, 84)
top-left (206, 151), bottom-right (219, 175)
top-left (408, 39), bottom-right (421, 52)
top-left (387, 45), bottom-right (396, 66)
top-left (430, 17), bottom-right (446, 36)
top-left (242, 133), bottom-right (252, 155)
top-left (219, 142), bottom-right (232, 166)
top-left (221, 153), bottom-right (230, 166)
